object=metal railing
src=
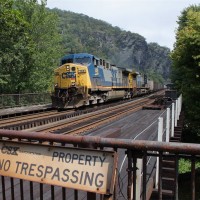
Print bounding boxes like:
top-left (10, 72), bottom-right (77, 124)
top-left (0, 129), bottom-right (200, 200)
top-left (0, 93), bottom-right (51, 109)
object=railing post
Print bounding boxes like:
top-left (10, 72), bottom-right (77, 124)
top-left (132, 156), bottom-right (137, 200)
top-left (166, 108), bottom-right (170, 142)
top-left (175, 155), bottom-right (179, 200)
top-left (127, 150), bottom-right (133, 200)
top-left (1, 176), bottom-right (6, 200)
top-left (175, 99), bottom-right (178, 126)
top-left (156, 117), bottom-right (163, 188)
top-left (142, 151), bottom-right (147, 200)
top-left (171, 103), bottom-right (175, 137)
top-left (158, 152), bottom-right (163, 200)
top-left (158, 117), bottom-right (163, 142)
top-left (180, 94), bottom-right (182, 112)
top-left (136, 159), bottom-right (142, 200)
top-left (191, 157), bottom-right (196, 200)
top-left (178, 96), bottom-right (181, 118)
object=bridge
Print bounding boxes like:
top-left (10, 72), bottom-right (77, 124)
top-left (0, 94), bottom-right (199, 200)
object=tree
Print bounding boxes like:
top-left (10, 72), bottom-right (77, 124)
top-left (14, 0), bottom-right (63, 92)
top-left (0, 0), bottom-right (62, 93)
top-left (171, 5), bottom-right (200, 135)
top-left (0, 0), bottom-right (29, 93)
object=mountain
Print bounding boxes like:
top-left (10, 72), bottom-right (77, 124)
top-left (52, 8), bottom-right (171, 81)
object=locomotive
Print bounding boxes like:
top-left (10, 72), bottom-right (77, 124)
top-left (51, 53), bottom-right (139, 109)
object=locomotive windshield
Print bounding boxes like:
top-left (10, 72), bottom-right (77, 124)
top-left (61, 55), bottom-right (92, 65)
top-left (61, 58), bottom-right (73, 65)
top-left (74, 57), bottom-right (91, 65)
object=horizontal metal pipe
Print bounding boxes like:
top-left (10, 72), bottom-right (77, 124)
top-left (1, 129), bottom-right (200, 155)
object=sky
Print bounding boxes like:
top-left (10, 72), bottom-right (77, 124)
top-left (46, 0), bottom-right (199, 50)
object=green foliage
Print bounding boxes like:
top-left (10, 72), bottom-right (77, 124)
top-left (0, 0), bottom-right (28, 93)
top-left (179, 158), bottom-right (200, 174)
top-left (53, 9), bottom-right (171, 79)
top-left (1, 3), bottom-right (171, 94)
top-left (0, 0), bottom-right (62, 93)
top-left (146, 68), bottom-right (164, 84)
top-left (171, 4), bottom-right (200, 136)
top-left (0, 93), bottom-right (51, 108)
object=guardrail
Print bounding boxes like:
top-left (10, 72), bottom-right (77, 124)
top-left (0, 93), bottom-right (51, 109)
top-left (0, 129), bottom-right (199, 200)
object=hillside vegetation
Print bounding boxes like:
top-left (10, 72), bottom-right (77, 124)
top-left (0, 0), bottom-right (171, 94)
top-left (54, 9), bottom-right (171, 81)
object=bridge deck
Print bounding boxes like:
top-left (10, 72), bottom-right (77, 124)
top-left (0, 104), bottom-right (52, 118)
top-left (0, 95), bottom-right (189, 200)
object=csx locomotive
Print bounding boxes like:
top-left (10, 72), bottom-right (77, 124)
top-left (51, 53), bottom-right (145, 109)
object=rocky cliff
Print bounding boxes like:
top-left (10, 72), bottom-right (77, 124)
top-left (53, 9), bottom-right (171, 81)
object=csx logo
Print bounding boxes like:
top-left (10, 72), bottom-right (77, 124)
top-left (1, 146), bottom-right (19, 155)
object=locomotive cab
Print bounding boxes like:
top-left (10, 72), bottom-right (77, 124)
top-left (52, 63), bottom-right (90, 109)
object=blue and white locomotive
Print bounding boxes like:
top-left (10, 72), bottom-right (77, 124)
top-left (51, 53), bottom-right (138, 109)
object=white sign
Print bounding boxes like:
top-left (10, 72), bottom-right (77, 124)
top-left (0, 141), bottom-right (117, 194)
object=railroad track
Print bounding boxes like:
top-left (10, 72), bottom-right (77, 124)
top-left (25, 97), bottom-right (155, 135)
top-left (0, 110), bottom-right (65, 125)
top-left (0, 110), bottom-right (75, 129)
top-left (0, 91), bottom-right (164, 132)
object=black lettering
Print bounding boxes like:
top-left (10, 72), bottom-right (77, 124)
top-left (44, 166), bottom-right (53, 178)
top-left (1, 146), bottom-right (7, 154)
top-left (4, 160), bottom-right (11, 171)
top-left (15, 161), bottom-right (21, 173)
top-left (78, 155), bottom-right (84, 165)
top-left (1, 146), bottom-right (19, 155)
top-left (52, 152), bottom-right (58, 161)
top-left (99, 156), bottom-right (106, 167)
top-left (84, 172), bottom-right (94, 186)
top-left (0, 159), bottom-right (11, 171)
top-left (72, 154), bottom-right (78, 163)
top-left (95, 173), bottom-right (104, 187)
top-left (79, 171), bottom-right (84, 184)
top-left (85, 155), bottom-right (92, 166)
top-left (65, 153), bottom-right (71, 163)
top-left (59, 152), bottom-right (65, 162)
top-left (0, 159), bottom-right (5, 169)
top-left (70, 170), bottom-right (79, 183)
top-left (52, 168), bottom-right (60, 181)
top-left (21, 162), bottom-right (29, 175)
top-left (28, 164), bottom-right (36, 176)
top-left (36, 165), bottom-right (44, 177)
top-left (12, 147), bottom-right (19, 155)
top-left (92, 156), bottom-right (98, 166)
top-left (61, 169), bottom-right (70, 182)
top-left (7, 146), bottom-right (12, 155)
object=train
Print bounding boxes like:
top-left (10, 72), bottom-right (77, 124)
top-left (51, 53), bottom-right (163, 109)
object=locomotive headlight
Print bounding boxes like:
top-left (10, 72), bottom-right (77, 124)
top-left (66, 65), bottom-right (70, 71)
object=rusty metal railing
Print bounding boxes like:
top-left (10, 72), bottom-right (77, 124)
top-left (0, 129), bottom-right (200, 200)
top-left (0, 93), bottom-right (51, 109)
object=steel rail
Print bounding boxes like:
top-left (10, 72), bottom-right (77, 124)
top-left (62, 99), bottom-right (150, 135)
top-left (33, 98), bottom-right (151, 133)
top-left (0, 110), bottom-right (68, 126)
top-left (0, 96), bottom-right (149, 131)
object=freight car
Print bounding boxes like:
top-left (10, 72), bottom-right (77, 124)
top-left (148, 80), bottom-right (164, 92)
top-left (51, 53), bottom-right (138, 109)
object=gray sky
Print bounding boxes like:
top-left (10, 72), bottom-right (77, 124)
top-left (47, 0), bottom-right (199, 50)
